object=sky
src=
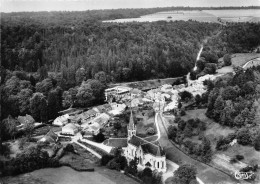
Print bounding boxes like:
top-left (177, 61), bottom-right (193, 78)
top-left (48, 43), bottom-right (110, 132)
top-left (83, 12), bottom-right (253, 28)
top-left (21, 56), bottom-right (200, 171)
top-left (1, 0), bottom-right (260, 12)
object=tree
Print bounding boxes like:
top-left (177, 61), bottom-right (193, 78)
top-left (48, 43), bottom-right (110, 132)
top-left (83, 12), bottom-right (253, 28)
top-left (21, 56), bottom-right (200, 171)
top-left (75, 67), bottom-right (86, 85)
top-left (23, 122), bottom-right (34, 138)
top-left (62, 87), bottom-right (78, 108)
top-left (179, 91), bottom-right (193, 101)
top-left (201, 137), bottom-right (212, 162)
top-left (213, 95), bottom-right (225, 121)
top-left (47, 89), bottom-right (60, 120)
top-left (94, 71), bottom-right (107, 85)
top-left (18, 88), bottom-right (33, 115)
top-left (254, 133), bottom-right (260, 151)
top-left (35, 78), bottom-right (53, 97)
top-left (168, 125), bottom-right (177, 140)
top-left (0, 116), bottom-right (18, 140)
top-left (172, 164), bottom-right (197, 184)
top-left (237, 129), bottom-right (252, 146)
top-left (141, 167), bottom-right (153, 184)
top-left (195, 94), bottom-right (201, 106)
top-left (223, 54), bottom-right (231, 66)
top-left (93, 132), bottom-right (105, 143)
top-left (234, 114), bottom-right (245, 127)
top-left (87, 79), bottom-right (105, 103)
top-left (30, 92), bottom-right (48, 122)
top-left (76, 82), bottom-right (94, 107)
top-left (222, 86), bottom-right (237, 101)
top-left (125, 157), bottom-right (138, 176)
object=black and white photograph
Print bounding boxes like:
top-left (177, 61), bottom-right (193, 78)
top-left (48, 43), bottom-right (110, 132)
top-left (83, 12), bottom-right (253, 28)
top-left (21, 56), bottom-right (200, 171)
top-left (0, 0), bottom-right (260, 184)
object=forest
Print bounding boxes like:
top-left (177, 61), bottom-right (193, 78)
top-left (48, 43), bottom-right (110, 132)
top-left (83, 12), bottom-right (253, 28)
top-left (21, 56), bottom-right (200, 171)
top-left (1, 8), bottom-right (260, 129)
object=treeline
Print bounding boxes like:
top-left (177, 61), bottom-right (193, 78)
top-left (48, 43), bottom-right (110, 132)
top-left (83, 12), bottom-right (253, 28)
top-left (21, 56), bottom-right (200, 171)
top-left (1, 20), bottom-right (219, 85)
top-left (2, 6), bottom-right (260, 26)
top-left (1, 69), bottom-right (106, 121)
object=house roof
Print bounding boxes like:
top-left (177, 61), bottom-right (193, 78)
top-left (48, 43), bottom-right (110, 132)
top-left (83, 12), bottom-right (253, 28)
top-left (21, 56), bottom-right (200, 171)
top-left (40, 130), bottom-right (58, 143)
top-left (63, 123), bottom-right (78, 131)
top-left (129, 135), bottom-right (164, 157)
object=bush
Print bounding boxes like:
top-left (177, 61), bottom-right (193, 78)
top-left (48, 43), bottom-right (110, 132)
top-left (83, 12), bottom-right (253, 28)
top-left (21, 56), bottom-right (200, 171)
top-left (254, 134), bottom-right (260, 151)
top-left (101, 154), bottom-right (114, 166)
top-left (179, 91), bottom-right (193, 101)
top-left (236, 155), bottom-right (244, 161)
top-left (180, 109), bottom-right (186, 116)
top-left (237, 129), bottom-right (252, 146)
top-left (146, 127), bottom-right (155, 135)
top-left (64, 144), bottom-right (75, 153)
top-left (106, 159), bottom-right (121, 170)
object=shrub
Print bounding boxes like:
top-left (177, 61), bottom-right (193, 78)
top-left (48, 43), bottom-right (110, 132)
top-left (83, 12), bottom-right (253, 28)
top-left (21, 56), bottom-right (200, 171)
top-left (230, 158), bottom-right (238, 164)
top-left (236, 155), bottom-right (244, 161)
top-left (180, 109), bottom-right (186, 116)
top-left (146, 127), bottom-right (155, 135)
top-left (254, 134), bottom-right (260, 151)
top-left (237, 129), bottom-right (252, 146)
top-left (101, 154), bottom-right (114, 166)
top-left (107, 159), bottom-right (120, 170)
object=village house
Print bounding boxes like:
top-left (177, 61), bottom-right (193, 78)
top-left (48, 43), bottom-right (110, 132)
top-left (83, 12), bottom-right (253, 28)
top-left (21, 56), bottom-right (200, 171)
top-left (53, 114), bottom-right (70, 126)
top-left (79, 109), bottom-right (100, 123)
top-left (61, 123), bottom-right (79, 136)
top-left (105, 86), bottom-right (132, 102)
top-left (38, 130), bottom-right (58, 143)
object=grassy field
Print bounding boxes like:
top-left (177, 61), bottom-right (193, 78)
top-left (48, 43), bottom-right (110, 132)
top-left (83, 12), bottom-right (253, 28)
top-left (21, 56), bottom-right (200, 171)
top-left (204, 9), bottom-right (260, 22)
top-left (182, 109), bottom-right (235, 149)
top-left (104, 9), bottom-right (260, 23)
top-left (231, 53), bottom-right (260, 67)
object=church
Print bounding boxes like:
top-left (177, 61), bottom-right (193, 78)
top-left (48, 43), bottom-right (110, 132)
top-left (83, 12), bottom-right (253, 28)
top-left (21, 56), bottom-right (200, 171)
top-left (122, 110), bottom-right (167, 173)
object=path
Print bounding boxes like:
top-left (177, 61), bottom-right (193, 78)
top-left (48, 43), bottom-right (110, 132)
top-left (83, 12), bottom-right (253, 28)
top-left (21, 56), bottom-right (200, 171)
top-left (72, 140), bottom-right (102, 159)
top-left (157, 113), bottom-right (238, 184)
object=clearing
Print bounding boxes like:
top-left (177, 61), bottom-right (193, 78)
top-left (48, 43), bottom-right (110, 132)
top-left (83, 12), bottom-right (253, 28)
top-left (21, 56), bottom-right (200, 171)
top-left (231, 53), bottom-right (260, 67)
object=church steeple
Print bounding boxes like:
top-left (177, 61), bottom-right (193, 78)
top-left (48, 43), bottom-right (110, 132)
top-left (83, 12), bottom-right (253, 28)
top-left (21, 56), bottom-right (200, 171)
top-left (127, 110), bottom-right (136, 140)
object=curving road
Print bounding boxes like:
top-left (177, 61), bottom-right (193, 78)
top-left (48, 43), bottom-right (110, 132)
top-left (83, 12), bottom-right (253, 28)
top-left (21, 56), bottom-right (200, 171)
top-left (157, 113), bottom-right (238, 184)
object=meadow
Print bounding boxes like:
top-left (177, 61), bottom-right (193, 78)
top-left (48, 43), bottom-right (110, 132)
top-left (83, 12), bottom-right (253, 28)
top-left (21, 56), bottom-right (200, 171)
top-left (103, 9), bottom-right (260, 23)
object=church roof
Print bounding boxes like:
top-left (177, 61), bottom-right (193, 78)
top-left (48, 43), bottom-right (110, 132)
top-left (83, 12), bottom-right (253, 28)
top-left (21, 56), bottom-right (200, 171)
top-left (128, 135), bottom-right (165, 157)
top-left (128, 110), bottom-right (135, 130)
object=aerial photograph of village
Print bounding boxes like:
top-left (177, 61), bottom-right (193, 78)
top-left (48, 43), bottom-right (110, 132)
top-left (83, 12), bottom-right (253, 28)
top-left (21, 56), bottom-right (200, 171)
top-left (0, 0), bottom-right (260, 184)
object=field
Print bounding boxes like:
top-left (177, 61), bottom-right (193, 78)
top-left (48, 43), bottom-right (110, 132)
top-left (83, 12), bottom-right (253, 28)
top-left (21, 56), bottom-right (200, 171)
top-left (204, 9), bottom-right (260, 22)
top-left (103, 9), bottom-right (260, 23)
top-left (231, 53), bottom-right (260, 67)
top-left (181, 108), bottom-right (235, 149)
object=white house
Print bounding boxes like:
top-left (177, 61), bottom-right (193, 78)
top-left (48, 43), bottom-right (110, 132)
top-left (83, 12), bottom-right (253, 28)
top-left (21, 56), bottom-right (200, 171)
top-left (105, 86), bottom-right (132, 102)
top-left (61, 123), bottom-right (79, 136)
top-left (53, 114), bottom-right (70, 126)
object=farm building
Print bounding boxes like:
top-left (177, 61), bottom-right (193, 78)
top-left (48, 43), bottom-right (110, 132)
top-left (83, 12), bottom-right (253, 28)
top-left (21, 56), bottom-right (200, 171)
top-left (93, 104), bottom-right (112, 113)
top-left (79, 109), bottom-right (100, 123)
top-left (105, 86), bottom-right (132, 102)
top-left (53, 114), bottom-right (70, 126)
top-left (61, 123), bottom-right (79, 136)
top-left (83, 123), bottom-right (100, 136)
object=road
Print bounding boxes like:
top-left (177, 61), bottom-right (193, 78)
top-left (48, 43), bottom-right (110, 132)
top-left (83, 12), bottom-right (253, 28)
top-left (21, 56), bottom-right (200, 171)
top-left (157, 113), bottom-right (238, 184)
